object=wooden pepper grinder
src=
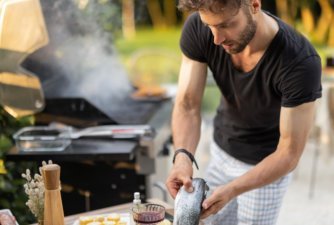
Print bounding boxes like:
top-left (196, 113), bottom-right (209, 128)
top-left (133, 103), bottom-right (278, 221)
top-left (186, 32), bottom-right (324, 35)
top-left (42, 164), bottom-right (65, 225)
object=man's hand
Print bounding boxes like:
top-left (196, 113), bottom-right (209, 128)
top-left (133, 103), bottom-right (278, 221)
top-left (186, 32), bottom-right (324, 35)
top-left (200, 184), bottom-right (235, 219)
top-left (166, 153), bottom-right (194, 198)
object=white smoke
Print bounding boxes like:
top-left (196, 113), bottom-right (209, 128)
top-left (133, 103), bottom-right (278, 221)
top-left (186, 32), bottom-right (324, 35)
top-left (25, 0), bottom-right (133, 113)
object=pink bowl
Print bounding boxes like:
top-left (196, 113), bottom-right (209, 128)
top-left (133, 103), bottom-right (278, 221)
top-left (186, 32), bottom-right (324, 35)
top-left (132, 203), bottom-right (165, 225)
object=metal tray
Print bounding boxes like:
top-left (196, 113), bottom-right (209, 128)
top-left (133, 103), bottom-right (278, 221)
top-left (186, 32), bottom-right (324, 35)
top-left (13, 126), bottom-right (71, 152)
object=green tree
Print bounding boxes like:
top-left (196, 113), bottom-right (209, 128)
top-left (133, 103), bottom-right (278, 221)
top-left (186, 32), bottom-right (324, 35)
top-left (275, 0), bottom-right (334, 47)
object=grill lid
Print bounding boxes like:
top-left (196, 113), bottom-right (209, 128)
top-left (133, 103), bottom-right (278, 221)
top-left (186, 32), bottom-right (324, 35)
top-left (18, 0), bottom-right (163, 126)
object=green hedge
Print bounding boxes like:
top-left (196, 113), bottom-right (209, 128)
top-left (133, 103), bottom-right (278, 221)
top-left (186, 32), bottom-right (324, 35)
top-left (0, 107), bottom-right (36, 224)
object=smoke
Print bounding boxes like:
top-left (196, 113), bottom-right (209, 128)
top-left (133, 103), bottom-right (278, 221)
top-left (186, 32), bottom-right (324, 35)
top-left (23, 0), bottom-right (132, 110)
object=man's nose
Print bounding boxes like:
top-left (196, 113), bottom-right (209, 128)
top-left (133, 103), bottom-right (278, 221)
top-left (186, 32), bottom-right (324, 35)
top-left (211, 28), bottom-right (226, 45)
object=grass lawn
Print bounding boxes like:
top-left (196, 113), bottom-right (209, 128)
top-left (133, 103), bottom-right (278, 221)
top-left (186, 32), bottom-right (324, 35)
top-left (115, 27), bottom-right (182, 60)
top-left (114, 27), bottom-right (182, 85)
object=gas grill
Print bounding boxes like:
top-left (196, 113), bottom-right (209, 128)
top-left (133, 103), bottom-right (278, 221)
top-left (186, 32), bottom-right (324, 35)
top-left (5, 0), bottom-right (173, 215)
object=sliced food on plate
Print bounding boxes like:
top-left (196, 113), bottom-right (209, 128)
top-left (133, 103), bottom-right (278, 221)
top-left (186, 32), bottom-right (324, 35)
top-left (77, 213), bottom-right (171, 225)
top-left (78, 213), bottom-right (127, 225)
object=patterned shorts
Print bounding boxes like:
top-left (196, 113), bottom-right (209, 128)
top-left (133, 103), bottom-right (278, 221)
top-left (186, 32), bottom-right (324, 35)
top-left (203, 141), bottom-right (292, 225)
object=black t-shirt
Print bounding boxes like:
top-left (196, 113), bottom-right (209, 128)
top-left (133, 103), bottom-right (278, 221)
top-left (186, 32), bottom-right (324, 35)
top-left (180, 12), bottom-right (322, 164)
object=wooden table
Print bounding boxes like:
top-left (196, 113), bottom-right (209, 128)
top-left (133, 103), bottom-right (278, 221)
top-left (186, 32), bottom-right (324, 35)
top-left (32, 199), bottom-right (173, 225)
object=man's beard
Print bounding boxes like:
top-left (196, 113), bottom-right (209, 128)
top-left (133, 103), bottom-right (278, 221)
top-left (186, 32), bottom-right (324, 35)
top-left (225, 10), bottom-right (257, 54)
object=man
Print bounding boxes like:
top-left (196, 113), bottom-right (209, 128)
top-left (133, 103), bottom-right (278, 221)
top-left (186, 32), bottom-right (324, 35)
top-left (166, 0), bottom-right (322, 224)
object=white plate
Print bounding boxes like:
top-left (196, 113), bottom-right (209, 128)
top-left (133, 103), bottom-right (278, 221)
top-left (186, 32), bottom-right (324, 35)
top-left (72, 213), bottom-right (132, 225)
top-left (0, 209), bottom-right (19, 225)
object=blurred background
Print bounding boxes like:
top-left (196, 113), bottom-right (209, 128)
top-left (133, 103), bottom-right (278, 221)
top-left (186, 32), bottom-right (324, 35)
top-left (1, 0), bottom-right (334, 224)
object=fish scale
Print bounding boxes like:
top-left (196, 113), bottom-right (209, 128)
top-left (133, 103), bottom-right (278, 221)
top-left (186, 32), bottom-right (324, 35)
top-left (174, 178), bottom-right (209, 225)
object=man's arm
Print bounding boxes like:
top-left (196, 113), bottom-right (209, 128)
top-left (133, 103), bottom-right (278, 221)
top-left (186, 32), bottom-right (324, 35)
top-left (201, 101), bottom-right (316, 216)
top-left (172, 55), bottom-right (207, 154)
top-left (166, 54), bottom-right (207, 198)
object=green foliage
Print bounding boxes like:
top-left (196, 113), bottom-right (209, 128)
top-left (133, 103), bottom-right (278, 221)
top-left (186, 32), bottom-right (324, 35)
top-left (0, 135), bottom-right (11, 158)
top-left (0, 107), bottom-right (36, 224)
top-left (202, 86), bottom-right (221, 113)
top-left (81, 0), bottom-right (122, 40)
top-left (0, 162), bottom-right (37, 224)
top-left (0, 110), bottom-right (34, 138)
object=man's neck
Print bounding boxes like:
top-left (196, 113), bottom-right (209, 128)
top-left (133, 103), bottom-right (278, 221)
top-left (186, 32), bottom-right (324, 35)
top-left (230, 11), bottom-right (279, 72)
top-left (234, 11), bottom-right (279, 59)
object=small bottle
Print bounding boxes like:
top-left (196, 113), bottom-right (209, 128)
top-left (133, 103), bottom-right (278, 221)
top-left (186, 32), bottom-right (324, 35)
top-left (132, 192), bottom-right (142, 225)
top-left (133, 192), bottom-right (141, 208)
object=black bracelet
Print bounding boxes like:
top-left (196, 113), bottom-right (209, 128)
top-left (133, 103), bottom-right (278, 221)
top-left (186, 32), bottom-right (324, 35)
top-left (172, 149), bottom-right (199, 170)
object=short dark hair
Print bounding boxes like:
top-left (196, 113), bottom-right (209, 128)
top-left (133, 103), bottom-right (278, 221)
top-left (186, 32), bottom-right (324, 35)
top-left (178, 0), bottom-right (246, 14)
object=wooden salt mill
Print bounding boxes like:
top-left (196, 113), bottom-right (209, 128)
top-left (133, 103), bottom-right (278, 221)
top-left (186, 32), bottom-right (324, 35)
top-left (42, 164), bottom-right (65, 225)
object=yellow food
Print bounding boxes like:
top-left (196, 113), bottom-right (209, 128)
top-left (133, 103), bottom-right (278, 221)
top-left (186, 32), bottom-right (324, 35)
top-left (79, 213), bottom-right (128, 225)
top-left (107, 213), bottom-right (120, 222)
top-left (78, 213), bottom-right (171, 225)
top-left (79, 216), bottom-right (94, 225)
top-left (86, 222), bottom-right (102, 225)
top-left (116, 222), bottom-right (126, 225)
top-left (102, 222), bottom-right (116, 225)
top-left (95, 215), bottom-right (105, 222)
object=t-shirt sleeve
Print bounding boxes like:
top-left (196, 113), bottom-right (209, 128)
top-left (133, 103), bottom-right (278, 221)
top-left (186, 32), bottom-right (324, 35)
top-left (180, 13), bottom-right (207, 63)
top-left (281, 55), bottom-right (322, 107)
